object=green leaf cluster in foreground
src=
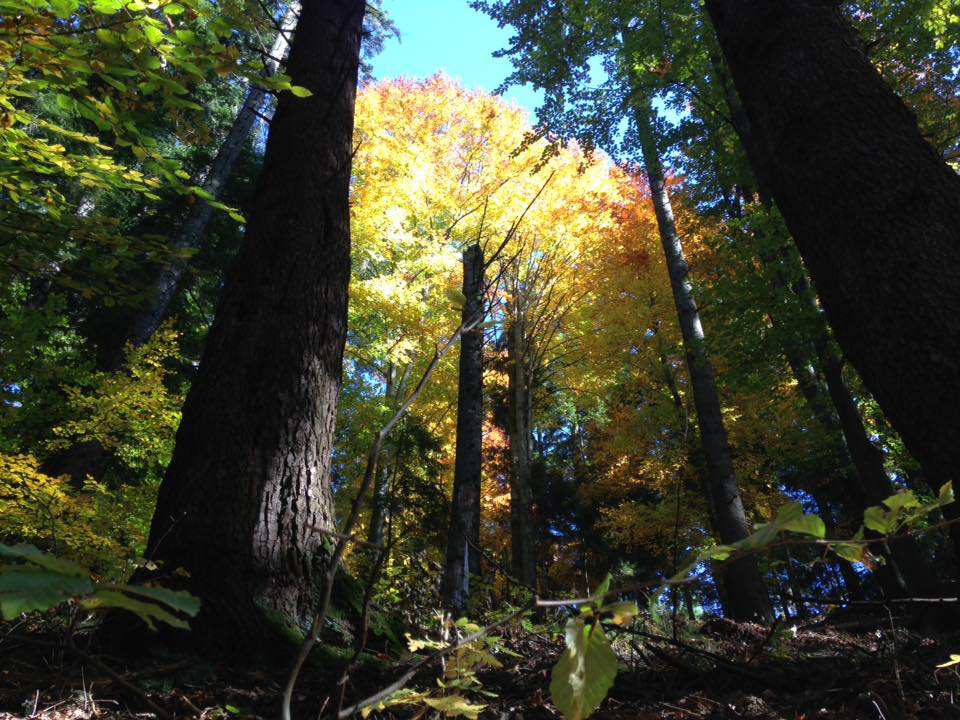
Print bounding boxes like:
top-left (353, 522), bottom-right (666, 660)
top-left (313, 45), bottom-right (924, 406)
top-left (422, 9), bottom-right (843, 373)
top-left (0, 542), bottom-right (198, 630)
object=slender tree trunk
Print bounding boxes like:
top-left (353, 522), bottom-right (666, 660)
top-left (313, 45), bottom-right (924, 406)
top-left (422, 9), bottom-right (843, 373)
top-left (819, 348), bottom-right (942, 598)
top-left (110, 5), bottom-right (299, 367)
top-left (705, 1), bottom-right (960, 552)
top-left (633, 97), bottom-right (772, 624)
top-left (122, 0), bottom-right (365, 652)
top-left (780, 338), bottom-right (840, 434)
top-left (367, 364), bottom-right (396, 548)
top-left (783, 550), bottom-right (809, 619)
top-left (809, 488), bottom-right (868, 601)
top-left (506, 309), bottom-right (538, 590)
top-left (43, 8), bottom-right (301, 487)
top-left (366, 460), bottom-right (392, 547)
top-left (443, 244), bottom-right (485, 612)
top-left (837, 557), bottom-right (866, 602)
top-left (770, 297), bottom-right (935, 597)
top-left (683, 585), bottom-right (696, 620)
top-left (366, 361), bottom-right (414, 547)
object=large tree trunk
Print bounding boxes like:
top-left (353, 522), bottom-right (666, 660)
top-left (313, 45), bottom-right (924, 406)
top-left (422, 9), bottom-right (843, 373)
top-left (708, 29), bottom-right (949, 595)
top-left (127, 0), bottom-right (365, 652)
top-left (443, 244), bottom-right (485, 612)
top-left (634, 98), bottom-right (773, 624)
top-left (506, 310), bottom-right (538, 590)
top-left (704, 1), bottom-right (960, 554)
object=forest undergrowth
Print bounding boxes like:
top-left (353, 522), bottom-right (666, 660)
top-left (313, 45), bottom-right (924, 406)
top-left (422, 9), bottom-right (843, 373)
top-left (3, 602), bottom-right (960, 720)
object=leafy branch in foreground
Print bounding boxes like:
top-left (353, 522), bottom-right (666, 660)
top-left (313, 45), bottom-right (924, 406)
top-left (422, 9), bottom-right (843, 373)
top-left (686, 483), bottom-right (956, 575)
top-left (0, 542), bottom-right (198, 630)
top-left (341, 485), bottom-right (958, 720)
top-left (549, 574), bottom-right (638, 720)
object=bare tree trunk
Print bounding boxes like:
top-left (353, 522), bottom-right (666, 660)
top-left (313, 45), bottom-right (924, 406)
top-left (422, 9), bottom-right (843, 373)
top-left (633, 97), bottom-right (772, 624)
top-left (443, 244), bottom-right (485, 612)
top-left (506, 311), bottom-right (538, 590)
top-left (117, 0), bottom-right (365, 652)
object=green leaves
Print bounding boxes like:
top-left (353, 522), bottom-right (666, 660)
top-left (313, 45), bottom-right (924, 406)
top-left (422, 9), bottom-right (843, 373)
top-left (546, 576), bottom-right (633, 719)
top-left (0, 0), bottom-right (255, 254)
top-left (0, 543), bottom-right (199, 630)
top-left (550, 618), bottom-right (618, 720)
top-left (939, 481), bottom-right (955, 505)
top-left (833, 542), bottom-right (867, 564)
top-left (671, 502), bottom-right (827, 584)
top-left (0, 568), bottom-right (93, 619)
top-left (862, 487), bottom-right (954, 536)
top-left (0, 542), bottom-right (89, 576)
top-left (80, 589), bottom-right (189, 631)
top-left (774, 502), bottom-right (826, 539)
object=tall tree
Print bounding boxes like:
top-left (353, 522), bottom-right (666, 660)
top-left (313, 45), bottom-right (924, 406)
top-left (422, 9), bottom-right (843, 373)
top-left (504, 293), bottom-right (539, 590)
top-left (704, 1), bottom-right (960, 546)
top-left (443, 244), bottom-right (486, 612)
top-left (633, 96), bottom-right (772, 623)
top-left (128, 0), bottom-right (366, 650)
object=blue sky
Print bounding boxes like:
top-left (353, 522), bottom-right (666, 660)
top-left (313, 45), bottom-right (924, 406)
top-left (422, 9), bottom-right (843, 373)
top-left (370, 0), bottom-right (544, 117)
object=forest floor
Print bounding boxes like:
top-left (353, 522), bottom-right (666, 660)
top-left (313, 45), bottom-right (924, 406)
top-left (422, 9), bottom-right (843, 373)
top-left (3, 606), bottom-right (960, 720)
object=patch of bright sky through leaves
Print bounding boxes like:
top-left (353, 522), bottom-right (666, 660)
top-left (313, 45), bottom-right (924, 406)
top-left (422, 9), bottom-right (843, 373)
top-left (369, 0), bottom-right (544, 118)
top-left (370, 1), bottom-right (681, 164)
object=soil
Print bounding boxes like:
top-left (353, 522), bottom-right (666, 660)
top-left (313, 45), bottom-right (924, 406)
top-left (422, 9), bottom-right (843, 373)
top-left (3, 607), bottom-right (960, 719)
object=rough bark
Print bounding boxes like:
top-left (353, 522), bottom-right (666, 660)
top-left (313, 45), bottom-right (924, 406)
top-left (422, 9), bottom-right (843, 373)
top-left (634, 98), bottom-right (773, 624)
top-left (705, 1), bottom-right (960, 549)
top-left (443, 244), bottom-right (485, 612)
top-left (125, 0), bottom-right (365, 652)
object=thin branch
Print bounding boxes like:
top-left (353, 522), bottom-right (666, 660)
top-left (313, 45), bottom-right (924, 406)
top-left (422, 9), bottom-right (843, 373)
top-left (482, 171), bottom-right (555, 271)
top-left (306, 524), bottom-right (383, 552)
top-left (282, 313), bottom-right (487, 720)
